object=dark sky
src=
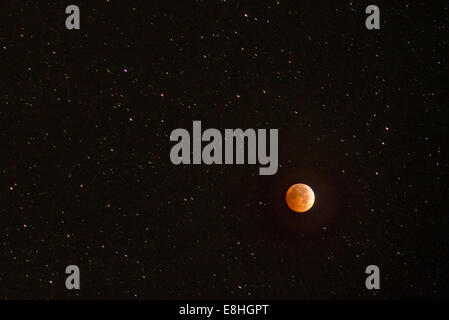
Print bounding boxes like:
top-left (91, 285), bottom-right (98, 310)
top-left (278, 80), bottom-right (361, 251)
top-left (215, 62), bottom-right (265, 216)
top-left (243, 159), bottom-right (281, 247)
top-left (0, 1), bottom-right (448, 299)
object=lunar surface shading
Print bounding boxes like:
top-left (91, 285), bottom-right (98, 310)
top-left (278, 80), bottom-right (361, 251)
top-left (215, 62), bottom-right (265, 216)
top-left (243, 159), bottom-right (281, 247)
top-left (286, 183), bottom-right (315, 213)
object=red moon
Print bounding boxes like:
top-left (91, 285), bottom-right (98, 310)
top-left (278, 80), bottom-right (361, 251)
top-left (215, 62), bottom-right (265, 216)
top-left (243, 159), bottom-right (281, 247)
top-left (285, 183), bottom-right (315, 213)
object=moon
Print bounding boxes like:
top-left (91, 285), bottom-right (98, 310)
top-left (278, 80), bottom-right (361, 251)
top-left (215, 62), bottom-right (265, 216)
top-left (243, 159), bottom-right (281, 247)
top-left (285, 183), bottom-right (315, 213)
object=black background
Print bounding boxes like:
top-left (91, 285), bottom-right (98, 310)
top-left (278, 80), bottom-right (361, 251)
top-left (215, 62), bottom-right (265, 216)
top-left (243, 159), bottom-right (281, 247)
top-left (0, 1), bottom-right (448, 299)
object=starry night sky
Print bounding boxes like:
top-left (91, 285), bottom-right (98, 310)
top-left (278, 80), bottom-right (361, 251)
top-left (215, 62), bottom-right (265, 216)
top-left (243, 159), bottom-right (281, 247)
top-left (1, 1), bottom-right (448, 299)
